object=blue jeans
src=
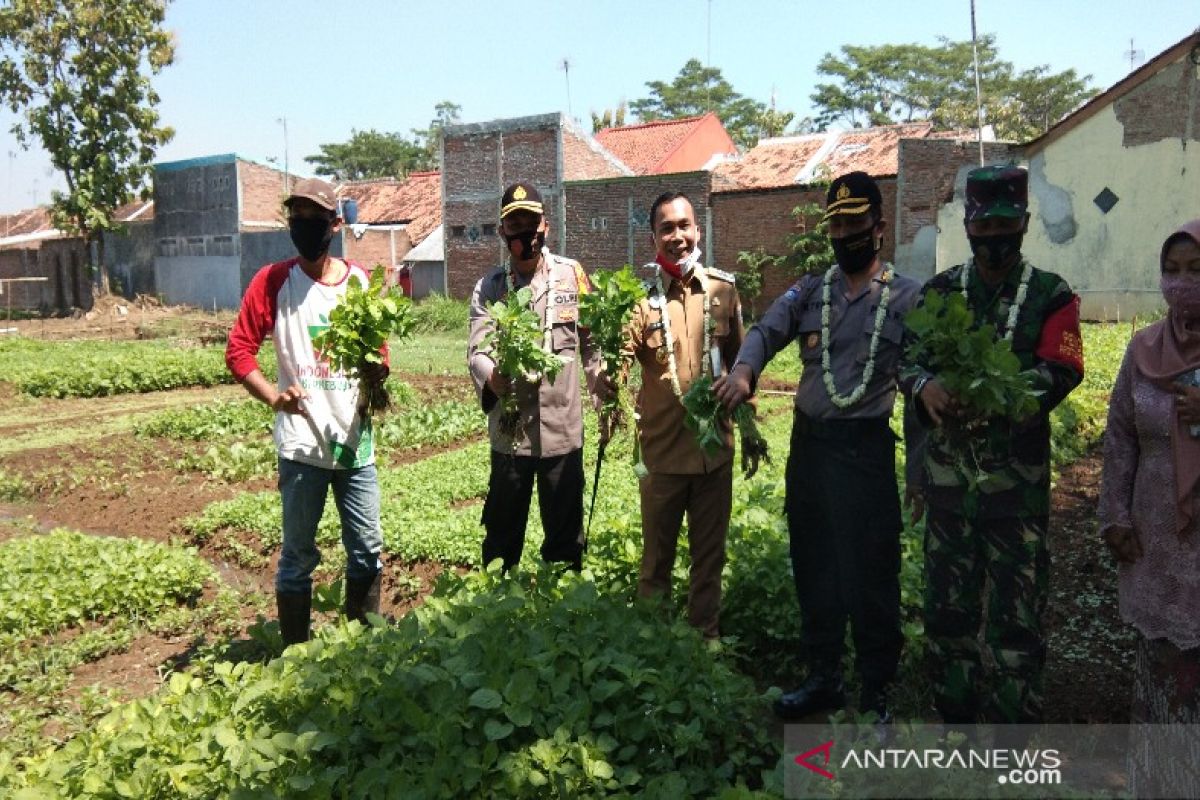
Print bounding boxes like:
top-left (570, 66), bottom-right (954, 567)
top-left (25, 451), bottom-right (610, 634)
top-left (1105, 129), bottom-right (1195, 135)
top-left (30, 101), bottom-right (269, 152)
top-left (276, 458), bottom-right (383, 594)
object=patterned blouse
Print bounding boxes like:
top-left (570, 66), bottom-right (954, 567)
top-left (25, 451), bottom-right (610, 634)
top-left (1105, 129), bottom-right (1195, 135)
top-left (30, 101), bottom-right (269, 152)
top-left (1098, 345), bottom-right (1200, 650)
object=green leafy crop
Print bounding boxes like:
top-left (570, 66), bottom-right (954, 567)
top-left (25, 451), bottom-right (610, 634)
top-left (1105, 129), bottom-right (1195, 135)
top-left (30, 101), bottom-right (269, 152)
top-left (681, 376), bottom-right (770, 478)
top-left (312, 265), bottom-right (414, 417)
top-left (482, 287), bottom-right (569, 442)
top-left (578, 265), bottom-right (646, 435)
top-left (904, 291), bottom-right (1041, 424)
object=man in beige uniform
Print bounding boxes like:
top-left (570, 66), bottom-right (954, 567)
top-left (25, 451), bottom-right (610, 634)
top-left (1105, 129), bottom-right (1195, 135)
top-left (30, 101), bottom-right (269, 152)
top-left (623, 191), bottom-right (745, 639)
top-left (468, 182), bottom-right (604, 571)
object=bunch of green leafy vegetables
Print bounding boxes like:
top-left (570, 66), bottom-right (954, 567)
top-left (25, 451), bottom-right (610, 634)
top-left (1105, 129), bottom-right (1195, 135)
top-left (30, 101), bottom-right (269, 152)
top-left (312, 264), bottom-right (414, 418)
top-left (904, 290), bottom-right (1041, 427)
top-left (482, 286), bottom-right (569, 442)
top-left (578, 265), bottom-right (646, 436)
top-left (681, 375), bottom-right (770, 478)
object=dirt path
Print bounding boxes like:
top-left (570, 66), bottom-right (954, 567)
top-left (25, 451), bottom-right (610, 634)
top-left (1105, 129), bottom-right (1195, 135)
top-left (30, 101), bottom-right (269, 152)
top-left (1043, 448), bottom-right (1135, 722)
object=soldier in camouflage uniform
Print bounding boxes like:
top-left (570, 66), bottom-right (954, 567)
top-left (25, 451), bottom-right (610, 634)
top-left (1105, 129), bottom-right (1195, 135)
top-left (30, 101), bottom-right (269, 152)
top-left (901, 166), bottom-right (1084, 724)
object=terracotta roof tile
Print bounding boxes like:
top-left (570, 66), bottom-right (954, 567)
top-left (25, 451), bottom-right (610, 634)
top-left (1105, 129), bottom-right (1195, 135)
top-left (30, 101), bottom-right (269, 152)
top-left (713, 133), bottom-right (827, 190)
top-left (715, 123), bottom-right (974, 191)
top-left (594, 115), bottom-right (708, 175)
top-left (562, 125), bottom-right (633, 180)
top-left (337, 171), bottom-right (442, 245)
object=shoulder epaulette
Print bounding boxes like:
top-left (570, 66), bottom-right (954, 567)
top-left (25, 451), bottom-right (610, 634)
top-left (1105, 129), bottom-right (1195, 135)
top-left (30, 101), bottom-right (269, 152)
top-left (706, 267), bottom-right (736, 284)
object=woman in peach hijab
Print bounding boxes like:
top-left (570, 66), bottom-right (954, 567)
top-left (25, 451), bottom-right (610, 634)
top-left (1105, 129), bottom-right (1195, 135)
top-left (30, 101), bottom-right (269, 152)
top-left (1098, 219), bottom-right (1200, 796)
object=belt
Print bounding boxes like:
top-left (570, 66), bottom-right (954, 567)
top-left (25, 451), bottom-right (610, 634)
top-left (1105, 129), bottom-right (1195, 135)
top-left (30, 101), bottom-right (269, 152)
top-left (792, 410), bottom-right (893, 443)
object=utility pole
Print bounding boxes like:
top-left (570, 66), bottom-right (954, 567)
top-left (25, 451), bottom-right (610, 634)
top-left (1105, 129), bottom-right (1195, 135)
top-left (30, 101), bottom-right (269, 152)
top-left (969, 0), bottom-right (985, 166)
top-left (706, 0), bottom-right (713, 112)
top-left (5, 151), bottom-right (14, 237)
top-left (276, 117), bottom-right (289, 193)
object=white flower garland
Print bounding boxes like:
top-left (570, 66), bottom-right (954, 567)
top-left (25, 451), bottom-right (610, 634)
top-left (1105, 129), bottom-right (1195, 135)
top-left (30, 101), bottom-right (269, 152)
top-left (961, 258), bottom-right (1032, 342)
top-left (654, 263), bottom-right (711, 399)
top-left (820, 265), bottom-right (894, 409)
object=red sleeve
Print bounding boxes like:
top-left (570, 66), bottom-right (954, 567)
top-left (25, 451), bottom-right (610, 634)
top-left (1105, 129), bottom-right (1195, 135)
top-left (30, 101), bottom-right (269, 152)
top-left (225, 260), bottom-right (292, 381)
top-left (1035, 294), bottom-right (1084, 377)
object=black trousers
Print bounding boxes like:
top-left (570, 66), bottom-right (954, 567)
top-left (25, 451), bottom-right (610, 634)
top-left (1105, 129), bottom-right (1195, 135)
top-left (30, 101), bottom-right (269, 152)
top-left (784, 411), bottom-right (903, 687)
top-left (481, 448), bottom-right (585, 571)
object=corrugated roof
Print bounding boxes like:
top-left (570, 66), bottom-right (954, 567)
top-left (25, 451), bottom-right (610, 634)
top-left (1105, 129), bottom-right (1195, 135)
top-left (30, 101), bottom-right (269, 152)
top-left (594, 114), bottom-right (710, 175)
top-left (714, 123), bottom-right (976, 190)
top-left (337, 171), bottom-right (442, 245)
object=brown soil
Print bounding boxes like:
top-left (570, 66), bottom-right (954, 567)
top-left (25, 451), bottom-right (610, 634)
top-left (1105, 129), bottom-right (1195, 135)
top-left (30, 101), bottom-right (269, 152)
top-left (1043, 448), bottom-right (1134, 722)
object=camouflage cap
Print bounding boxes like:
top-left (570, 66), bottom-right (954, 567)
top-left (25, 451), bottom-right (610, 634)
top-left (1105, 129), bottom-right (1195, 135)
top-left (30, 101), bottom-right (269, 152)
top-left (965, 165), bottom-right (1028, 221)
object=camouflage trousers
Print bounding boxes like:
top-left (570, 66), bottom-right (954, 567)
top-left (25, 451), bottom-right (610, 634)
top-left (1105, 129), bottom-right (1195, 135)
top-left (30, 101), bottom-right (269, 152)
top-left (923, 507), bottom-right (1049, 723)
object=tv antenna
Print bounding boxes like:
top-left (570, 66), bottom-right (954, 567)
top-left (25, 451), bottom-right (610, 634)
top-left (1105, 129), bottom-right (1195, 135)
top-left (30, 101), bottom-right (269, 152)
top-left (558, 58), bottom-right (573, 120)
top-left (1125, 38), bottom-right (1144, 72)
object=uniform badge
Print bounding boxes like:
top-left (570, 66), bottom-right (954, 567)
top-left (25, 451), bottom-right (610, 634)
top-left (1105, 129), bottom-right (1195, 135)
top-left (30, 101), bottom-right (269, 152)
top-left (513, 185), bottom-right (527, 200)
top-left (655, 347), bottom-right (670, 364)
top-left (557, 307), bottom-right (577, 323)
top-left (711, 296), bottom-right (721, 307)
top-left (806, 333), bottom-right (820, 349)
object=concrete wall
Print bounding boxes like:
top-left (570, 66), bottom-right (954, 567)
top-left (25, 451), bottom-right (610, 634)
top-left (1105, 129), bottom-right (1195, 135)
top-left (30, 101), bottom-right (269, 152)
top-left (105, 222), bottom-right (156, 298)
top-left (1015, 54), bottom-right (1200, 320)
top-left (410, 262), bottom-right (446, 298)
top-left (562, 171), bottom-right (712, 272)
top-left (895, 139), bottom-right (1017, 284)
top-left (235, 229), bottom-right (345, 300)
top-left (155, 255), bottom-right (243, 311)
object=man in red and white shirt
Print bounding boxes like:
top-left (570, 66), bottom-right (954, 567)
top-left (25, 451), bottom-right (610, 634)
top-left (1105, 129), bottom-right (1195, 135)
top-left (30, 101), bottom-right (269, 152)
top-left (226, 177), bottom-right (387, 646)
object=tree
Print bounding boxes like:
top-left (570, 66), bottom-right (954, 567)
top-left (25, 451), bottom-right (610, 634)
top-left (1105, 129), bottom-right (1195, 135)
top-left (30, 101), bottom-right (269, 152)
top-left (590, 101), bottom-right (628, 133)
top-left (307, 102), bottom-right (462, 181)
top-left (411, 100), bottom-right (461, 170)
top-left (810, 37), bottom-right (1094, 141)
top-left (0, 0), bottom-right (174, 297)
top-left (307, 129), bottom-right (426, 181)
top-left (630, 59), bottom-right (766, 149)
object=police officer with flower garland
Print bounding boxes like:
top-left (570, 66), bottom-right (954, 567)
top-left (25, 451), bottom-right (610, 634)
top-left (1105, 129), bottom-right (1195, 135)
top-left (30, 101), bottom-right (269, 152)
top-left (715, 172), bottom-right (923, 721)
top-left (467, 182), bottom-right (605, 572)
top-left (900, 166), bottom-right (1083, 724)
top-left (622, 191), bottom-right (745, 642)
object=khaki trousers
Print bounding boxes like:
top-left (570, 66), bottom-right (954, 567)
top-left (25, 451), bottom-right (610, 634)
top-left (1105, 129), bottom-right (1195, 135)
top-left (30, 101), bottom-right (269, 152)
top-left (637, 462), bottom-right (733, 639)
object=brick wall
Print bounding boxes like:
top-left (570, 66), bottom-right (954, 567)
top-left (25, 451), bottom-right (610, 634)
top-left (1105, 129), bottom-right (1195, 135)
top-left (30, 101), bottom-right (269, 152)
top-left (562, 171), bottom-right (712, 272)
top-left (895, 139), bottom-right (1016, 247)
top-left (238, 160), bottom-right (289, 226)
top-left (442, 115), bottom-right (563, 298)
top-left (1114, 57), bottom-right (1198, 146)
top-left (711, 179), bottom-right (898, 309)
top-left (342, 227), bottom-right (412, 270)
top-left (0, 238), bottom-right (90, 312)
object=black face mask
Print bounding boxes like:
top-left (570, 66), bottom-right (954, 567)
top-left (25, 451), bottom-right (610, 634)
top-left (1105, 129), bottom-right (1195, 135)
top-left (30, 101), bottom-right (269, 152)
top-left (968, 232), bottom-right (1023, 271)
top-left (505, 229), bottom-right (545, 261)
top-left (289, 216), bottom-right (334, 262)
top-left (831, 229), bottom-right (878, 274)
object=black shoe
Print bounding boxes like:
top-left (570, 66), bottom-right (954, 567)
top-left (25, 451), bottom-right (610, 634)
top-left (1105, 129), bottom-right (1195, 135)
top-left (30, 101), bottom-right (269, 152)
top-left (774, 671), bottom-right (846, 721)
top-left (276, 590), bottom-right (311, 646)
top-left (344, 572), bottom-right (382, 624)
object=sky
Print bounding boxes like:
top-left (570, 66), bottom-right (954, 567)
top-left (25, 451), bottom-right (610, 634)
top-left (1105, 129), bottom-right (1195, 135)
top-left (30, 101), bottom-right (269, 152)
top-left (0, 0), bottom-right (1197, 214)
